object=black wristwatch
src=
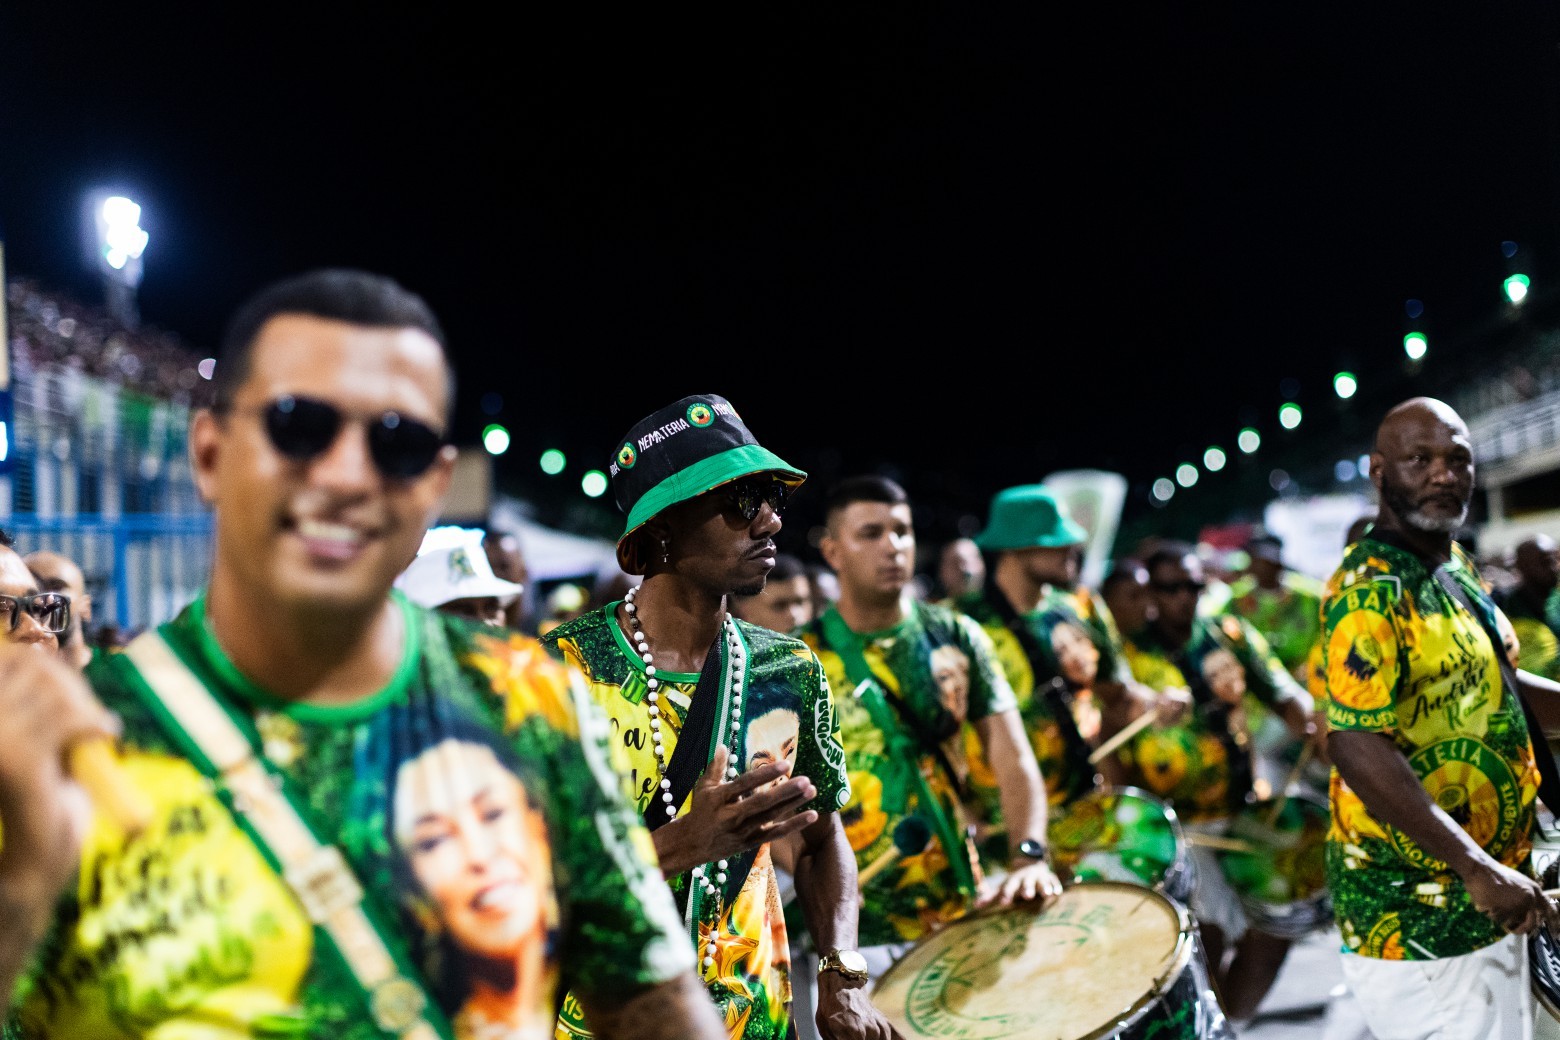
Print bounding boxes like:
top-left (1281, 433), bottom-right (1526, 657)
top-left (1015, 838), bottom-right (1049, 861)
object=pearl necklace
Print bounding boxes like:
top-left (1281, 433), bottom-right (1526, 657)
top-left (623, 583), bottom-right (745, 972)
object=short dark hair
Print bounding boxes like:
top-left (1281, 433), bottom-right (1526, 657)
top-left (823, 474), bottom-right (909, 525)
top-left (212, 268), bottom-right (453, 415)
top-left (1101, 557), bottom-right (1146, 595)
top-left (1143, 540), bottom-right (1199, 576)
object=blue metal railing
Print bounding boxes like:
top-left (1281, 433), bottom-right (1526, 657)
top-left (4, 512), bottom-right (214, 633)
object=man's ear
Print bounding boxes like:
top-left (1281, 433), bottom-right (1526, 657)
top-left (818, 531), bottom-right (841, 573)
top-left (189, 409), bottom-right (223, 506)
top-left (1368, 451), bottom-right (1385, 495)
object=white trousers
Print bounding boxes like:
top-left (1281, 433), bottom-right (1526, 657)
top-left (1339, 934), bottom-right (1532, 1040)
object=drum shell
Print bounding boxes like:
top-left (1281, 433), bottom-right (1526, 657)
top-left (1217, 790), bottom-right (1332, 940)
top-left (869, 880), bottom-right (1230, 1040)
top-left (1049, 785), bottom-right (1194, 905)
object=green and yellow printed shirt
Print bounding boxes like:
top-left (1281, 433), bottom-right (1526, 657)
top-left (1223, 571), bottom-right (1326, 681)
top-left (952, 588), bottom-right (1108, 821)
top-left (799, 600), bottom-right (1017, 947)
top-left (7, 592), bottom-right (689, 1040)
top-left (1119, 616), bottom-right (1309, 823)
top-left (1492, 585), bottom-right (1560, 682)
top-left (1323, 538), bottom-right (1540, 960)
top-left (543, 607), bottom-right (849, 1040)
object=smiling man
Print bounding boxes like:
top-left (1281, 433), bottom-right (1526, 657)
top-left (0, 269), bottom-right (722, 1040)
top-left (1325, 396), bottom-right (1560, 1040)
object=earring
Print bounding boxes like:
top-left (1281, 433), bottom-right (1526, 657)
top-left (660, 539), bottom-right (671, 565)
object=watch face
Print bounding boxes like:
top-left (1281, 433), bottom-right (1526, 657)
top-left (1019, 839), bottom-right (1047, 859)
top-left (838, 949), bottom-right (868, 975)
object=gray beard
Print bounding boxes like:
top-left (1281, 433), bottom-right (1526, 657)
top-left (1384, 477), bottom-right (1468, 534)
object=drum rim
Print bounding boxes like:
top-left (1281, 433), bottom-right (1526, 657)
top-left (1054, 784), bottom-right (1192, 893)
top-left (870, 880), bottom-right (1196, 1040)
top-left (1532, 930), bottom-right (1560, 1024)
top-left (1220, 788), bottom-right (1333, 936)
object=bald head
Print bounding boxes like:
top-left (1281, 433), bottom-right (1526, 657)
top-left (24, 550), bottom-right (86, 600)
top-left (1514, 534), bottom-right (1559, 593)
top-left (1374, 397), bottom-right (1469, 452)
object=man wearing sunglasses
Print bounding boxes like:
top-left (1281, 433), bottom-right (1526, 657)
top-left (24, 548), bottom-right (94, 671)
top-left (0, 529), bottom-right (71, 655)
top-left (1106, 540), bottom-right (1321, 1026)
top-left (0, 270), bottom-right (724, 1040)
top-left (542, 394), bottom-right (897, 1040)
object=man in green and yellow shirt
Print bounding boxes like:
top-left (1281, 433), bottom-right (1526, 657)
top-left (1325, 396), bottom-right (1560, 1040)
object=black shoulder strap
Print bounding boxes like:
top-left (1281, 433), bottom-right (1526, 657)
top-left (1431, 565), bottom-right (1560, 818)
top-left (979, 576), bottom-right (1097, 800)
top-left (644, 631), bottom-right (725, 833)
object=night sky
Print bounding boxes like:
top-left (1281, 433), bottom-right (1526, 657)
top-left (4, 4), bottom-right (1559, 556)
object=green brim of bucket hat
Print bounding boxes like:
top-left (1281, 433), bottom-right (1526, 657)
top-left (972, 483), bottom-right (1089, 550)
top-left (608, 393), bottom-right (806, 572)
top-left (621, 443), bottom-right (805, 542)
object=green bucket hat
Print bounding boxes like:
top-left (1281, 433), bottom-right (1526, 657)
top-left (609, 393), bottom-right (806, 572)
top-left (973, 483), bottom-right (1088, 551)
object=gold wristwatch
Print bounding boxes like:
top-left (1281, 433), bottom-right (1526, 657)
top-left (817, 948), bottom-right (870, 982)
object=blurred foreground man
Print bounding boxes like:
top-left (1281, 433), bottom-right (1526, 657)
top-left (0, 269), bottom-right (722, 1040)
top-left (1325, 396), bottom-right (1560, 1040)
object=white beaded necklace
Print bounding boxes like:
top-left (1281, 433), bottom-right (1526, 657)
top-left (623, 583), bottom-right (746, 972)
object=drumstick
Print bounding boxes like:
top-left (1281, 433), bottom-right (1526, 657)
top-left (1263, 743), bottom-right (1315, 827)
top-left (1185, 832), bottom-right (1259, 854)
top-left (1088, 709), bottom-right (1159, 765)
top-left (68, 738), bottom-right (152, 838)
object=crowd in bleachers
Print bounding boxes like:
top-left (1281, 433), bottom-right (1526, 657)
top-left (7, 277), bottom-right (214, 408)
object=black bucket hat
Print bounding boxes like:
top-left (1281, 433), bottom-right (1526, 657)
top-left (609, 393), bottom-right (806, 572)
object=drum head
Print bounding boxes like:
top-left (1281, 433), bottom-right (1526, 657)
top-left (870, 881), bottom-right (1193, 1040)
top-left (1049, 786), bottom-right (1188, 892)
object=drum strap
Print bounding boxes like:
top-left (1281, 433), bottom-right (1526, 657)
top-left (120, 630), bottom-right (451, 1040)
top-left (978, 576), bottom-right (1098, 802)
top-left (819, 607), bottom-right (979, 898)
top-left (1432, 566), bottom-right (1560, 818)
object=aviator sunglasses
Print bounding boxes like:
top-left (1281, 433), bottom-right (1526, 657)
top-left (0, 592), bottom-right (71, 635)
top-left (724, 475), bottom-right (792, 522)
top-left (225, 395), bottom-right (446, 478)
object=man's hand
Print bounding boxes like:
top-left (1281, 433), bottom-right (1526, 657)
top-left (653, 745), bottom-right (818, 876)
top-left (1461, 858), bottom-right (1560, 936)
top-left (975, 859), bottom-right (1063, 911)
top-left (0, 644), bottom-right (119, 1011)
top-left (816, 971), bottom-right (902, 1040)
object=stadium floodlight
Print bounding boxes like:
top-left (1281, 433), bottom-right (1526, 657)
top-left (581, 470), bottom-right (609, 498)
top-left (1237, 427), bottom-right (1261, 454)
top-left (540, 448), bottom-right (566, 475)
top-left (1403, 331), bottom-right (1428, 360)
top-left (1151, 478), bottom-right (1175, 503)
top-left (1175, 463), bottom-right (1198, 488)
top-left (1504, 273), bottom-right (1531, 305)
top-left (1203, 446), bottom-right (1227, 472)
top-left (86, 190), bottom-right (150, 327)
top-left (1278, 402), bottom-right (1302, 430)
top-left (1333, 372), bottom-right (1357, 399)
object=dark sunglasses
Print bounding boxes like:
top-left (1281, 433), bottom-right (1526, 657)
top-left (724, 476), bottom-right (791, 522)
top-left (1151, 580), bottom-right (1206, 596)
top-left (230, 395), bottom-right (446, 479)
top-left (0, 592), bottom-right (71, 634)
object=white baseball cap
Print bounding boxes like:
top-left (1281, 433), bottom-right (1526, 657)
top-left (395, 526), bottom-right (524, 609)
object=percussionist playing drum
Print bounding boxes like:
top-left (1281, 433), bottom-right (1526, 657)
top-left (794, 475), bottom-right (1062, 1040)
top-left (1103, 540), bottom-right (1325, 1026)
top-left (948, 483), bottom-right (1190, 869)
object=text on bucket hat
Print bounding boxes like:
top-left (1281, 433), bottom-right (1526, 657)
top-left (609, 393), bottom-right (805, 571)
top-left (973, 483), bottom-right (1089, 551)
